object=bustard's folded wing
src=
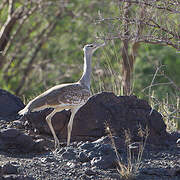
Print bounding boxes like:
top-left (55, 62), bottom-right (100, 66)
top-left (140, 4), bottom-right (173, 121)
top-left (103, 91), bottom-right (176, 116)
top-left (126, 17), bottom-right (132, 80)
top-left (19, 83), bottom-right (91, 114)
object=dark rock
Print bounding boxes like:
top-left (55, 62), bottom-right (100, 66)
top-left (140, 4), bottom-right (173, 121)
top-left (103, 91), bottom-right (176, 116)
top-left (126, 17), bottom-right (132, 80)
top-left (0, 175), bottom-right (35, 180)
top-left (33, 139), bottom-right (46, 152)
top-left (16, 134), bottom-right (35, 150)
top-left (60, 148), bottom-right (76, 160)
top-left (90, 154), bottom-right (117, 169)
top-left (82, 162), bottom-right (90, 167)
top-left (0, 128), bottom-right (20, 138)
top-left (0, 128), bottom-right (45, 153)
top-left (20, 92), bottom-right (174, 146)
top-left (78, 152), bottom-right (89, 162)
top-left (97, 144), bottom-right (114, 156)
top-left (109, 173), bottom-right (121, 179)
top-left (87, 151), bottom-right (98, 160)
top-left (92, 136), bottom-right (124, 152)
top-left (141, 168), bottom-right (169, 176)
top-left (171, 167), bottom-right (180, 176)
top-left (85, 141), bottom-right (118, 170)
top-left (79, 174), bottom-right (91, 180)
top-left (79, 142), bottom-right (95, 150)
top-left (1, 162), bottom-right (18, 175)
top-left (41, 157), bottom-right (57, 163)
top-left (21, 109), bottom-right (69, 137)
top-left (84, 168), bottom-right (96, 176)
top-left (0, 89), bottom-right (25, 121)
top-left (11, 120), bottom-right (24, 129)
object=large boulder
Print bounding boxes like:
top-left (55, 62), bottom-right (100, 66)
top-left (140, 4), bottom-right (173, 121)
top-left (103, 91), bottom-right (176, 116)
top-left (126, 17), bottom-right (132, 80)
top-left (0, 89), bottom-right (25, 121)
top-left (0, 128), bottom-right (45, 153)
top-left (21, 92), bottom-right (173, 146)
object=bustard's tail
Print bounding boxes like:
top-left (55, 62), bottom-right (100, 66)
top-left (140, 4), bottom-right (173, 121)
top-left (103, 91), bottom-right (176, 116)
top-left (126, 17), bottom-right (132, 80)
top-left (18, 97), bottom-right (46, 115)
top-left (18, 106), bottom-right (29, 116)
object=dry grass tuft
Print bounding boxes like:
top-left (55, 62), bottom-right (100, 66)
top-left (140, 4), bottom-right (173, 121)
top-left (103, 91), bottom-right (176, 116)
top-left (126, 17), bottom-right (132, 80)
top-left (105, 122), bottom-right (149, 180)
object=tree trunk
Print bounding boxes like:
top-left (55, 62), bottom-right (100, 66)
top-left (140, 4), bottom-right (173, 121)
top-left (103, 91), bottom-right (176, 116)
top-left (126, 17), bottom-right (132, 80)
top-left (0, 1), bottom-right (23, 68)
top-left (121, 2), bottom-right (132, 95)
top-left (121, 41), bottom-right (133, 95)
top-left (121, 2), bottom-right (145, 95)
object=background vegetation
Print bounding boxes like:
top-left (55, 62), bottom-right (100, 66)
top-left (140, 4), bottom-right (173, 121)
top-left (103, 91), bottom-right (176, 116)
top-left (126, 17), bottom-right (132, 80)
top-left (0, 0), bottom-right (179, 129)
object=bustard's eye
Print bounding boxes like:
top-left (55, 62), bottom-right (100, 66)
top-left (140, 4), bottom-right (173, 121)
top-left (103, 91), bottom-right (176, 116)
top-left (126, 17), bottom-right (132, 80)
top-left (88, 44), bottom-right (94, 47)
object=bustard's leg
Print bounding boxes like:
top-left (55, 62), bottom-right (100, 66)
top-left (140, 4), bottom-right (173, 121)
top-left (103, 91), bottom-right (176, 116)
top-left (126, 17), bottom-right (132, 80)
top-left (67, 106), bottom-right (81, 146)
top-left (46, 108), bottom-right (64, 148)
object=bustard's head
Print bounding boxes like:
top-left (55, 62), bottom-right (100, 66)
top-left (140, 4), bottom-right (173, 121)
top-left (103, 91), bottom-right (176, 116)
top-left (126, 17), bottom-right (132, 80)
top-left (83, 42), bottom-right (105, 55)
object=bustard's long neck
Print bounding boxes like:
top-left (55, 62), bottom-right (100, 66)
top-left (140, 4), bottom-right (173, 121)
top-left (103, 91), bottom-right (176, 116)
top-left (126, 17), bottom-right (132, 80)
top-left (79, 51), bottom-right (92, 90)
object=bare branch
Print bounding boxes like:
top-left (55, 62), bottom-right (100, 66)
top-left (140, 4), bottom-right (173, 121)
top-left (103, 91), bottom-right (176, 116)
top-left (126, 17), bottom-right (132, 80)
top-left (97, 0), bottom-right (180, 50)
top-left (3, 4), bottom-right (38, 56)
top-left (122, 0), bottom-right (180, 13)
top-left (142, 19), bottom-right (180, 39)
top-left (8, 0), bottom-right (14, 18)
top-left (138, 38), bottom-right (180, 50)
top-left (0, 0), bottom-right (8, 15)
top-left (2, 18), bottom-right (44, 81)
top-left (2, 5), bottom-right (39, 76)
top-left (142, 82), bottom-right (174, 92)
top-left (15, 10), bottom-right (63, 95)
top-left (0, 5), bottom-right (24, 51)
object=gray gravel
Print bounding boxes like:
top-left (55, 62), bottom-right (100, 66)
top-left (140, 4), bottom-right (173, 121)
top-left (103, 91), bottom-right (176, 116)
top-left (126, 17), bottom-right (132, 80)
top-left (0, 139), bottom-right (180, 180)
top-left (0, 119), bottom-right (179, 180)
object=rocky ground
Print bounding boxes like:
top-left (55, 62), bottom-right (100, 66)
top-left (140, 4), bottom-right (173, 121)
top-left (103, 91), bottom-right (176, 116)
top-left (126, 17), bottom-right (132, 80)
top-left (0, 119), bottom-right (179, 180)
top-left (0, 141), bottom-right (180, 180)
top-left (0, 89), bottom-right (180, 180)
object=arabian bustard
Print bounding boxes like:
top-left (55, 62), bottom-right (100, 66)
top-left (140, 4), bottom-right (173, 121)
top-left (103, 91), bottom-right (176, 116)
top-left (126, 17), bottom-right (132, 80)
top-left (19, 42), bottom-right (105, 148)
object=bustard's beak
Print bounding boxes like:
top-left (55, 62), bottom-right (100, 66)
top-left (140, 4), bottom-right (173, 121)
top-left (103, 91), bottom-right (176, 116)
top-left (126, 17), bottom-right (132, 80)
top-left (94, 41), bottom-right (106, 51)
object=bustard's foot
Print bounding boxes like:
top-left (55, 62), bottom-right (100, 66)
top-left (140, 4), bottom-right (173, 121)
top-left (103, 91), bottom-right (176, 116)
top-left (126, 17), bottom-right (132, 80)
top-left (67, 130), bottom-right (72, 146)
top-left (67, 138), bottom-right (71, 146)
top-left (54, 137), bottom-right (60, 149)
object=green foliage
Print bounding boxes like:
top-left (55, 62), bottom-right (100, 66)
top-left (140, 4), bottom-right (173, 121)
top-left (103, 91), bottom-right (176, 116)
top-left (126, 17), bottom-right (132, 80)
top-left (134, 44), bottom-right (180, 99)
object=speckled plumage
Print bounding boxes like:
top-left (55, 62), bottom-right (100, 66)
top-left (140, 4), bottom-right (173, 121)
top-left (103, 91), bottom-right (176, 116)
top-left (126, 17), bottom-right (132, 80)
top-left (19, 83), bottom-right (91, 114)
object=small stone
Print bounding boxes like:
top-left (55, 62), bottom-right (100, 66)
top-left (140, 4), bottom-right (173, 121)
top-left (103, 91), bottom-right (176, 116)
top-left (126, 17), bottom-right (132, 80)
top-left (0, 175), bottom-right (35, 180)
top-left (41, 157), bottom-right (56, 163)
top-left (78, 152), bottom-right (89, 162)
top-left (87, 151), bottom-right (97, 160)
top-left (82, 162), bottom-right (90, 167)
top-left (91, 154), bottom-right (116, 170)
top-left (58, 148), bottom-right (66, 154)
top-left (61, 150), bottom-right (76, 160)
top-left (12, 120), bottom-right (24, 128)
top-left (84, 168), bottom-right (96, 176)
top-left (79, 174), bottom-right (91, 180)
top-left (77, 141), bottom-right (83, 146)
top-left (66, 162), bottom-right (76, 168)
top-left (109, 173), bottom-right (121, 179)
top-left (66, 147), bottom-right (75, 153)
top-left (79, 142), bottom-right (95, 150)
top-left (33, 139), bottom-right (45, 152)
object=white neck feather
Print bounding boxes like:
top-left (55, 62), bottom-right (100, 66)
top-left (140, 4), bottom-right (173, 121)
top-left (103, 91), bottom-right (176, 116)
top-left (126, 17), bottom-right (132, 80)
top-left (79, 51), bottom-right (92, 90)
